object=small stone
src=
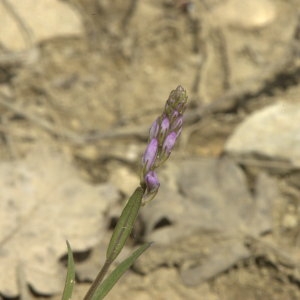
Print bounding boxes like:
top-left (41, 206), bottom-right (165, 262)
top-left (282, 214), bottom-right (298, 230)
top-left (213, 0), bottom-right (277, 30)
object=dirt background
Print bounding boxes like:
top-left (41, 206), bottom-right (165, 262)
top-left (1, 0), bottom-right (300, 299)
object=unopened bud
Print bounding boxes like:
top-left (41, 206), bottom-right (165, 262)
top-left (171, 115), bottom-right (183, 131)
top-left (149, 118), bottom-right (159, 140)
top-left (145, 171), bottom-right (160, 193)
top-left (142, 138), bottom-right (158, 171)
top-left (159, 116), bottom-right (170, 142)
top-left (162, 131), bottom-right (177, 156)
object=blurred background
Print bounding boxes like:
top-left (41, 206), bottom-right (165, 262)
top-left (1, 0), bottom-right (300, 299)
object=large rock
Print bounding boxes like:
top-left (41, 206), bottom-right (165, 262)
top-left (0, 146), bottom-right (119, 297)
top-left (225, 102), bottom-right (300, 168)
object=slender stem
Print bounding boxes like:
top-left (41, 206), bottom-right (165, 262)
top-left (83, 259), bottom-right (112, 300)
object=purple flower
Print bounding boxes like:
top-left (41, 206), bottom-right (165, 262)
top-left (149, 118), bottom-right (159, 139)
top-left (171, 115), bottom-right (183, 131)
top-left (162, 131), bottom-right (177, 155)
top-left (160, 116), bottom-right (170, 133)
top-left (140, 86), bottom-right (187, 200)
top-left (158, 116), bottom-right (170, 142)
top-left (170, 110), bottom-right (179, 121)
top-left (145, 171), bottom-right (160, 193)
top-left (142, 138), bottom-right (158, 171)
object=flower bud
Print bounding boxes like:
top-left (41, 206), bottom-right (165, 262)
top-left (160, 116), bottom-right (170, 134)
top-left (158, 116), bottom-right (170, 142)
top-left (164, 86), bottom-right (188, 116)
top-left (142, 171), bottom-right (160, 205)
top-left (170, 110), bottom-right (179, 121)
top-left (162, 131), bottom-right (177, 156)
top-left (142, 138), bottom-right (158, 171)
top-left (171, 115), bottom-right (183, 131)
top-left (149, 118), bottom-right (159, 139)
top-left (145, 171), bottom-right (160, 193)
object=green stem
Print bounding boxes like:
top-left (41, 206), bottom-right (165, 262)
top-left (83, 259), bottom-right (112, 300)
top-left (84, 187), bottom-right (144, 300)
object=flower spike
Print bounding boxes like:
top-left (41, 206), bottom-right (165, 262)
top-left (140, 85), bottom-right (188, 203)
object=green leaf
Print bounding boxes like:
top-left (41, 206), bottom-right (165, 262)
top-left (61, 241), bottom-right (75, 300)
top-left (106, 187), bottom-right (144, 262)
top-left (91, 242), bottom-right (151, 300)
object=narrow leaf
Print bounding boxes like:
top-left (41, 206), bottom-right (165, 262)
top-left (92, 242), bottom-right (151, 300)
top-left (61, 241), bottom-right (75, 300)
top-left (106, 187), bottom-right (144, 262)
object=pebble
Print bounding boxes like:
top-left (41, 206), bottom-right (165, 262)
top-left (212, 0), bottom-right (277, 30)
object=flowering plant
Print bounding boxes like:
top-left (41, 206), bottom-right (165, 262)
top-left (61, 86), bottom-right (188, 300)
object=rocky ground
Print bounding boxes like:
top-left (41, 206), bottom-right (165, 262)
top-left (1, 0), bottom-right (300, 299)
